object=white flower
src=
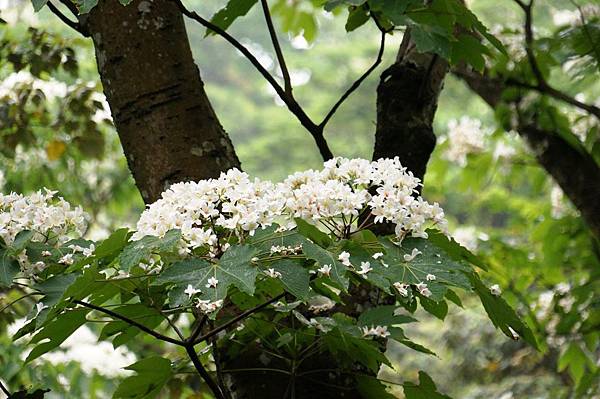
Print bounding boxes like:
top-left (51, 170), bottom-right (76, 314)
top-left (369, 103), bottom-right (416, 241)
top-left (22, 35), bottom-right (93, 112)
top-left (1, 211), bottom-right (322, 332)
top-left (338, 251), bottom-right (351, 266)
top-left (184, 284), bottom-right (200, 298)
top-left (58, 253), bottom-right (74, 265)
top-left (393, 282), bottom-right (409, 297)
top-left (372, 252), bottom-right (383, 259)
top-left (41, 250), bottom-right (52, 257)
top-left (426, 274), bottom-right (436, 281)
top-left (206, 277), bottom-right (219, 288)
top-left (362, 325), bottom-right (390, 338)
top-left (317, 264), bottom-right (332, 276)
top-left (415, 282), bottom-right (431, 297)
top-left (196, 299), bottom-right (223, 313)
top-left (490, 284), bottom-right (502, 296)
top-left (443, 116), bottom-right (487, 166)
top-left (403, 248), bottom-right (422, 262)
top-left (357, 261), bottom-right (372, 276)
top-left (264, 268), bottom-right (282, 278)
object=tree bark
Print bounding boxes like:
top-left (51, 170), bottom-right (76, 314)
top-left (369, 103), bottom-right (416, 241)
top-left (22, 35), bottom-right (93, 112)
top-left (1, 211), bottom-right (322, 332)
top-left (81, 0), bottom-right (240, 204)
top-left (373, 30), bottom-right (449, 184)
top-left (455, 66), bottom-right (600, 239)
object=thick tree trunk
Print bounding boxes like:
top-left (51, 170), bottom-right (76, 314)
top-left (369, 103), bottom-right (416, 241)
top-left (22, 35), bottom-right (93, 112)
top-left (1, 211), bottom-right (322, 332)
top-left (373, 31), bottom-right (449, 183)
top-left (455, 66), bottom-right (600, 239)
top-left (81, 0), bottom-right (240, 204)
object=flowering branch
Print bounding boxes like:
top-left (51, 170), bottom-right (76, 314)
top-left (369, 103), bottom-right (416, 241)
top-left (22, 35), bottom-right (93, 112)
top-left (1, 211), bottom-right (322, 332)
top-left (192, 292), bottom-right (286, 345)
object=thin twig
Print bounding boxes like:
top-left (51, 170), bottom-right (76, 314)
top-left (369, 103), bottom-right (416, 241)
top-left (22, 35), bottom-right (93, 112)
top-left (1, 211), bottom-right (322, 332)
top-left (193, 293), bottom-right (285, 345)
top-left (185, 345), bottom-right (227, 399)
top-left (47, 1), bottom-right (89, 37)
top-left (73, 300), bottom-right (185, 346)
top-left (0, 292), bottom-right (45, 313)
top-left (171, 0), bottom-right (335, 160)
top-left (0, 380), bottom-right (10, 396)
top-left (260, 0), bottom-right (292, 94)
top-left (164, 313), bottom-right (185, 340)
top-left (187, 314), bottom-right (208, 344)
top-left (319, 29), bottom-right (386, 128)
top-left (513, 0), bottom-right (600, 119)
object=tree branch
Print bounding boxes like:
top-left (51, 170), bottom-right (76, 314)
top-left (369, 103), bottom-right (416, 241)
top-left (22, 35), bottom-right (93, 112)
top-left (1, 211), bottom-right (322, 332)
top-left (192, 293), bottom-right (285, 345)
top-left (319, 29), bottom-right (386, 128)
top-left (514, 0), bottom-right (600, 119)
top-left (260, 0), bottom-right (292, 95)
top-left (453, 65), bottom-right (600, 239)
top-left (185, 345), bottom-right (227, 399)
top-left (73, 300), bottom-right (185, 346)
top-left (171, 0), bottom-right (334, 160)
top-left (47, 1), bottom-right (89, 37)
top-left (0, 380), bottom-right (10, 397)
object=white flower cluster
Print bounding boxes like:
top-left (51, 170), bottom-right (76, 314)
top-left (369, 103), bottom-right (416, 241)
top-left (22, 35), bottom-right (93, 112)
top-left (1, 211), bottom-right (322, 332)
top-left (0, 189), bottom-right (87, 275)
top-left (443, 117), bottom-right (487, 166)
top-left (133, 158), bottom-right (447, 253)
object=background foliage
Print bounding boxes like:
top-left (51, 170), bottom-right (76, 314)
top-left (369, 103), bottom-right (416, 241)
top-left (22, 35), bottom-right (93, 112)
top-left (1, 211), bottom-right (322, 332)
top-left (1, 0), bottom-right (599, 397)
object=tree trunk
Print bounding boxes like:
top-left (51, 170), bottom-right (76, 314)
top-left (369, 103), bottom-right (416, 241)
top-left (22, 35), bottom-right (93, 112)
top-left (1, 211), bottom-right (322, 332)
top-left (82, 0), bottom-right (240, 204)
top-left (373, 30), bottom-right (449, 184)
top-left (455, 66), bottom-right (600, 239)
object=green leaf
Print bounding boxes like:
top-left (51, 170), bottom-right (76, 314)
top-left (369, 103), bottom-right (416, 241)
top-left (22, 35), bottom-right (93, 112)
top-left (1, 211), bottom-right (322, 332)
top-left (154, 245), bottom-right (259, 306)
top-left (558, 343), bottom-right (592, 386)
top-left (268, 259), bottom-right (310, 300)
top-left (345, 5), bottom-right (370, 32)
top-left (358, 305), bottom-right (417, 327)
top-left (95, 228), bottom-right (131, 259)
top-left (31, 0), bottom-right (48, 11)
top-left (99, 304), bottom-right (163, 348)
top-left (403, 371), bottom-right (452, 398)
top-left (427, 229), bottom-right (488, 271)
top-left (12, 230), bottom-right (34, 253)
top-left (0, 248), bottom-right (20, 287)
top-left (410, 24), bottom-right (451, 60)
top-left (295, 218), bottom-right (332, 248)
top-left (118, 230), bottom-right (181, 271)
top-left (302, 240), bottom-right (349, 290)
top-left (468, 273), bottom-right (538, 348)
top-left (356, 375), bottom-right (396, 398)
top-left (378, 237), bottom-right (473, 301)
top-left (77, 0), bottom-right (99, 14)
top-left (323, 327), bottom-right (389, 372)
top-left (26, 309), bottom-right (89, 363)
top-left (419, 296), bottom-right (448, 320)
top-left (113, 357), bottom-right (173, 399)
top-left (206, 0), bottom-right (259, 36)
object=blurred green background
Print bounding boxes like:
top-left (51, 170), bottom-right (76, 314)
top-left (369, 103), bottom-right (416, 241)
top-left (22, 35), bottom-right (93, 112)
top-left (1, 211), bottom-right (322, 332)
top-left (1, 0), bottom-right (599, 397)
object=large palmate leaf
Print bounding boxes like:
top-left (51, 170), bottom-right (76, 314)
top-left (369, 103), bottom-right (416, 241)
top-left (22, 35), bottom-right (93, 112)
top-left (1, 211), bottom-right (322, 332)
top-left (302, 240), bottom-right (350, 290)
top-left (113, 357), bottom-right (173, 399)
top-left (153, 245), bottom-right (258, 306)
top-left (403, 371), bottom-right (452, 399)
top-left (265, 259), bottom-right (311, 300)
top-left (118, 230), bottom-right (181, 271)
top-left (377, 237), bottom-right (473, 301)
top-left (468, 273), bottom-right (538, 348)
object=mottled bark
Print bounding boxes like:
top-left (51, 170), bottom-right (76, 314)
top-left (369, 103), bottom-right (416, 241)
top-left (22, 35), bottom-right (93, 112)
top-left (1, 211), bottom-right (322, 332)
top-left (373, 31), bottom-right (449, 183)
top-left (82, 0), bottom-right (240, 203)
top-left (455, 66), bottom-right (600, 239)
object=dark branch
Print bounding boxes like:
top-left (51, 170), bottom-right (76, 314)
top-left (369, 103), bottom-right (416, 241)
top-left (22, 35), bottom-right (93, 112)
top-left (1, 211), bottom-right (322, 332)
top-left (47, 1), bottom-right (89, 37)
top-left (185, 345), bottom-right (227, 399)
top-left (171, 0), bottom-right (333, 160)
top-left (319, 29), bottom-right (386, 128)
top-left (514, 0), bottom-right (600, 119)
top-left (192, 293), bottom-right (285, 345)
top-left (73, 300), bottom-right (185, 346)
top-left (260, 0), bottom-right (292, 94)
top-left (0, 380), bottom-right (10, 396)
